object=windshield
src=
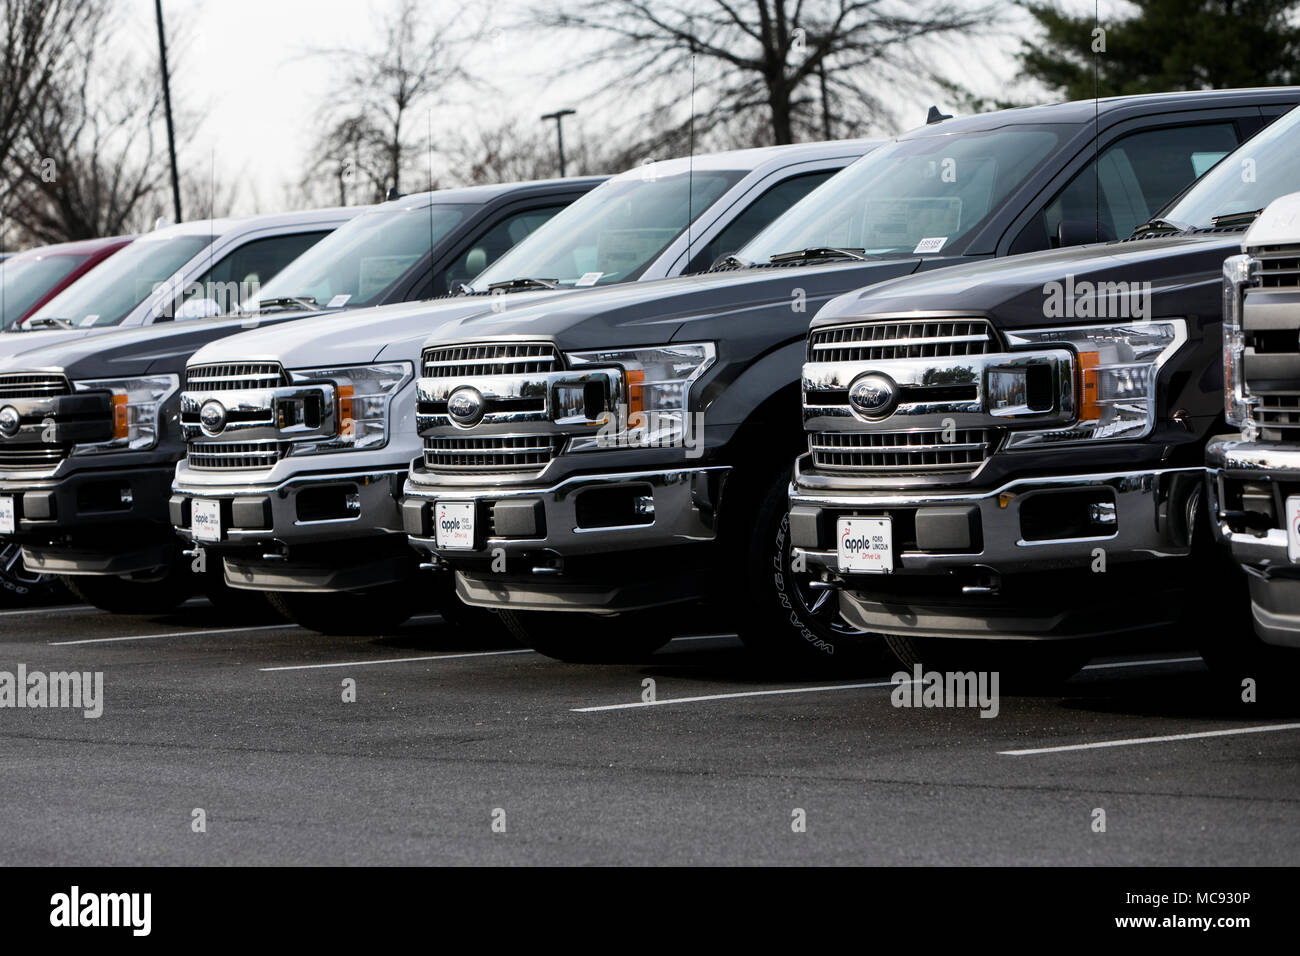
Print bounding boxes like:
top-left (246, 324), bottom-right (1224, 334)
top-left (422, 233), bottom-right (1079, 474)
top-left (1156, 106), bottom-right (1300, 230)
top-left (468, 169), bottom-right (745, 291)
top-left (2, 253), bottom-right (90, 328)
top-left (245, 203), bottom-right (470, 312)
top-left (740, 126), bottom-right (1066, 261)
top-left (25, 234), bottom-right (212, 328)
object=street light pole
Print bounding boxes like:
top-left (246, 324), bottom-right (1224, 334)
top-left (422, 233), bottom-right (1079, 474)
top-left (541, 109), bottom-right (576, 177)
top-left (154, 0), bottom-right (183, 223)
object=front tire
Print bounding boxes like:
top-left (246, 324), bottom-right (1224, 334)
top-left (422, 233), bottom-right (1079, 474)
top-left (267, 583), bottom-right (417, 635)
top-left (60, 561), bottom-right (194, 615)
top-left (499, 608), bottom-right (672, 663)
top-left (0, 539), bottom-right (62, 606)
top-left (733, 466), bottom-right (886, 670)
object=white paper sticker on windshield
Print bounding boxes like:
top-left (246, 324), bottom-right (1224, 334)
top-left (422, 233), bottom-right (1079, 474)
top-left (79, 314), bottom-right (99, 327)
top-left (327, 294), bottom-right (352, 308)
top-left (574, 272), bottom-right (604, 287)
top-left (913, 237), bottom-right (947, 254)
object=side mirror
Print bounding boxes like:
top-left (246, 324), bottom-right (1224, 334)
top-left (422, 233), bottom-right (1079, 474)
top-left (1057, 219), bottom-right (1116, 248)
top-left (175, 297), bottom-right (220, 321)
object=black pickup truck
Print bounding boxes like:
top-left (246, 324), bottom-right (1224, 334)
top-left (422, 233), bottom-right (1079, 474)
top-left (400, 89), bottom-right (1300, 664)
top-left (789, 102), bottom-right (1300, 679)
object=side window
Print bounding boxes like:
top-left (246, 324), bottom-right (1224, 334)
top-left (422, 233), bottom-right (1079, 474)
top-left (179, 231), bottom-right (330, 316)
top-left (1010, 122), bottom-right (1241, 254)
top-left (686, 171), bottom-right (835, 273)
top-left (434, 205), bottom-right (567, 295)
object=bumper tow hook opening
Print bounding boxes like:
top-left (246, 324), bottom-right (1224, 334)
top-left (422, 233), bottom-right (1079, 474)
top-left (261, 552), bottom-right (288, 563)
top-left (181, 549), bottom-right (202, 559)
top-left (961, 584), bottom-right (999, 596)
top-left (807, 579), bottom-right (840, 591)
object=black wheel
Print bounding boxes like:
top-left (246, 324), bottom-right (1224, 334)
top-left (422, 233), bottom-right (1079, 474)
top-left (733, 465), bottom-right (887, 670)
top-left (0, 538), bottom-right (61, 605)
top-left (60, 561), bottom-right (194, 615)
top-left (201, 567), bottom-right (279, 622)
top-left (884, 633), bottom-right (1092, 691)
top-left (267, 583), bottom-right (417, 635)
top-left (498, 608), bottom-right (672, 663)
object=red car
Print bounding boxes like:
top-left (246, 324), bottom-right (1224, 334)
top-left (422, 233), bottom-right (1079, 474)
top-left (1, 235), bottom-right (133, 330)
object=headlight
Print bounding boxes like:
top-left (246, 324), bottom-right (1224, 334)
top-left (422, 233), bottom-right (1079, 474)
top-left (72, 374), bottom-right (178, 453)
top-left (564, 343), bottom-right (715, 451)
top-left (286, 362), bottom-right (411, 454)
top-left (1001, 320), bottom-right (1186, 447)
top-left (1222, 253), bottom-right (1257, 432)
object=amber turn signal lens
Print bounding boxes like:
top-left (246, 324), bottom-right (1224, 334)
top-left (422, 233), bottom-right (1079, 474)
top-left (625, 370), bottom-right (645, 414)
top-left (337, 385), bottom-right (354, 437)
top-left (111, 394), bottom-right (129, 439)
top-left (1077, 351), bottom-right (1101, 421)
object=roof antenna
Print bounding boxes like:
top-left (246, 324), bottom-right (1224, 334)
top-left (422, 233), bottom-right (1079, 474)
top-left (926, 105), bottom-right (952, 125)
top-left (686, 52), bottom-right (697, 265)
top-left (427, 109), bottom-right (437, 297)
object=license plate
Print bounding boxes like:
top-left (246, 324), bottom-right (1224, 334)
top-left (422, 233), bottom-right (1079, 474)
top-left (1287, 496), bottom-right (1300, 563)
top-left (192, 499), bottom-right (222, 543)
top-left (0, 496), bottom-right (13, 535)
top-left (435, 500), bottom-right (475, 549)
top-left (837, 516), bottom-right (893, 573)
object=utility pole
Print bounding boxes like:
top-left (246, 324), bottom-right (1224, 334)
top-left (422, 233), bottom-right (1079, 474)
top-left (154, 0), bottom-right (182, 223)
top-left (541, 109), bottom-right (576, 177)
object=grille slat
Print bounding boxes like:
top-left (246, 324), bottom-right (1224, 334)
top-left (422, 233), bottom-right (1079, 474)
top-left (185, 362), bottom-right (287, 392)
top-left (808, 320), bottom-right (994, 364)
top-left (0, 373), bottom-right (71, 399)
top-left (810, 428), bottom-right (993, 474)
top-left (188, 440), bottom-right (287, 470)
top-left (1256, 245), bottom-right (1300, 290)
top-left (423, 435), bottom-right (560, 472)
top-left (422, 343), bottom-right (559, 379)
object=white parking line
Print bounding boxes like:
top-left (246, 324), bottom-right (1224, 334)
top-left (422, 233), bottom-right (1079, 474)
top-left (49, 624), bottom-right (294, 646)
top-left (1082, 656), bottom-right (1202, 671)
top-left (1000, 722), bottom-right (1300, 756)
top-left (260, 648), bottom-right (535, 671)
top-left (573, 679), bottom-right (906, 712)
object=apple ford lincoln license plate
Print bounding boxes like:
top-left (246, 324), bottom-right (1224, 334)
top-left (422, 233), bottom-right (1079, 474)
top-left (435, 501), bottom-right (475, 549)
top-left (837, 516), bottom-right (893, 573)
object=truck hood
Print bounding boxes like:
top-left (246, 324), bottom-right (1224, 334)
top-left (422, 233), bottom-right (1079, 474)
top-left (183, 289), bottom-right (570, 370)
top-left (0, 326), bottom-right (109, 361)
top-left (0, 311), bottom-right (315, 380)
top-left (428, 258), bottom-right (926, 351)
top-left (812, 235), bottom-right (1244, 330)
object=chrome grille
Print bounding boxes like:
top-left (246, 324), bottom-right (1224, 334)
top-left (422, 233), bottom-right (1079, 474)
top-left (422, 343), bottom-right (559, 379)
top-left (810, 428), bottom-right (993, 474)
top-left (1251, 390), bottom-right (1300, 439)
top-left (1256, 245), bottom-right (1300, 290)
top-left (423, 435), bottom-right (560, 472)
top-left (0, 373), bottom-right (71, 399)
top-left (809, 319), bottom-right (994, 363)
top-left (0, 445), bottom-right (67, 470)
top-left (188, 440), bottom-right (287, 470)
top-left (186, 362), bottom-right (286, 391)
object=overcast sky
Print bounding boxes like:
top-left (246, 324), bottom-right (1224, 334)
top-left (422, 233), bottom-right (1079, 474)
top-left (120, 0), bottom-right (1118, 216)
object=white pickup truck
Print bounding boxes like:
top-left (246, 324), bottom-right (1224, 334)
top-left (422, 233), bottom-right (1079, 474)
top-left (170, 141), bottom-right (877, 633)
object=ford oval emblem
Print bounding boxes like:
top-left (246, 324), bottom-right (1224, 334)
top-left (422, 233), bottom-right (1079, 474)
top-left (446, 386), bottom-right (485, 427)
top-left (848, 373), bottom-right (899, 419)
top-left (0, 405), bottom-right (19, 438)
top-left (199, 399), bottom-right (228, 436)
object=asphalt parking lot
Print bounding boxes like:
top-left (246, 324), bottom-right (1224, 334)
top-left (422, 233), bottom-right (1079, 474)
top-left (0, 599), bottom-right (1296, 866)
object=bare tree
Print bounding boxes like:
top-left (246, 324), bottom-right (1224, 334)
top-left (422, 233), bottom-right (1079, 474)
top-left (301, 0), bottom-right (485, 203)
top-left (0, 0), bottom-right (101, 233)
top-left (532, 0), bottom-right (1000, 152)
top-left (441, 119), bottom-right (624, 185)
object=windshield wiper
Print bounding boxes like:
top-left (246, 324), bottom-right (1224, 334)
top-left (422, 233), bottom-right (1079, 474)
top-left (254, 295), bottom-right (319, 314)
top-left (769, 247), bottom-right (867, 264)
top-left (1130, 217), bottom-right (1187, 238)
top-left (21, 317), bottom-right (76, 330)
top-left (1211, 209), bottom-right (1262, 228)
top-left (486, 277), bottom-right (560, 292)
top-left (710, 253), bottom-right (751, 270)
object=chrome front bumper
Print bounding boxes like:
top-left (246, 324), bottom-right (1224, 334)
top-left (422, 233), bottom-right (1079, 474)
top-left (1206, 435), bottom-right (1300, 648)
top-left (402, 465), bottom-right (729, 612)
top-left (789, 460), bottom-right (1203, 576)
